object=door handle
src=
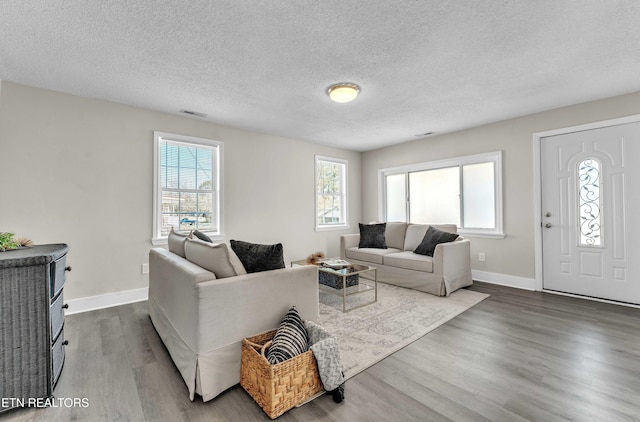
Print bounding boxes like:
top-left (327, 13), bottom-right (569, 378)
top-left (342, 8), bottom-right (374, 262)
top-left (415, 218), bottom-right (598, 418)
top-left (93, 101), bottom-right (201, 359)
top-left (545, 223), bottom-right (552, 228)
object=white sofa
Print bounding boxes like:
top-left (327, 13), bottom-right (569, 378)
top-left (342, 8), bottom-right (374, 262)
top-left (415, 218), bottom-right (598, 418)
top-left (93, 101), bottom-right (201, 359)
top-left (340, 222), bottom-right (472, 296)
top-left (148, 243), bottom-right (319, 402)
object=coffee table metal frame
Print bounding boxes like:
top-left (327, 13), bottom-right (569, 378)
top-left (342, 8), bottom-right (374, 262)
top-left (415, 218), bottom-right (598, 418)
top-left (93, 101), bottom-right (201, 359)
top-left (291, 259), bottom-right (377, 312)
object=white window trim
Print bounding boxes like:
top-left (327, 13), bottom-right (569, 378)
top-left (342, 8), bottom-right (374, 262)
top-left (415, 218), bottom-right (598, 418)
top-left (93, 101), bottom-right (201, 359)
top-left (315, 155), bottom-right (349, 231)
top-left (152, 131), bottom-right (224, 245)
top-left (377, 151), bottom-right (504, 238)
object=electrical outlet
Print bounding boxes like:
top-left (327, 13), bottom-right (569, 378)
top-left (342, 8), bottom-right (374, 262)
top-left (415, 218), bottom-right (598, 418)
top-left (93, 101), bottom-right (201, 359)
top-left (478, 252), bottom-right (486, 262)
top-left (141, 263), bottom-right (149, 274)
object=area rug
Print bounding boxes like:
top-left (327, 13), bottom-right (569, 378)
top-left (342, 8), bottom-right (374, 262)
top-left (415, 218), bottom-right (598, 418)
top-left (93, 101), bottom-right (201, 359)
top-left (316, 283), bottom-right (489, 379)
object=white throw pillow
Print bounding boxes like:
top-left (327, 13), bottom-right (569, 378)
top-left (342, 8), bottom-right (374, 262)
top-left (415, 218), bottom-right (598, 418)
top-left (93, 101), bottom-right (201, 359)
top-left (167, 228), bottom-right (192, 258)
top-left (228, 247), bottom-right (247, 275)
top-left (184, 238), bottom-right (240, 279)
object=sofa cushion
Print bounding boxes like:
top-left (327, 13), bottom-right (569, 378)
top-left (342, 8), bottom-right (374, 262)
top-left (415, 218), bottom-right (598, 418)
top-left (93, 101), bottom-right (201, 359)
top-left (168, 228), bottom-right (192, 258)
top-left (414, 226), bottom-right (460, 257)
top-left (230, 240), bottom-right (285, 273)
top-left (385, 222), bottom-right (408, 250)
top-left (358, 223), bottom-right (387, 249)
top-left (403, 224), bottom-right (457, 251)
top-left (193, 230), bottom-right (212, 242)
top-left (266, 306), bottom-right (308, 364)
top-left (227, 247), bottom-right (248, 275)
top-left (345, 247), bottom-right (401, 265)
top-left (383, 251), bottom-right (433, 272)
top-left (433, 224), bottom-right (458, 235)
top-left (403, 224), bottom-right (429, 251)
top-left (184, 238), bottom-right (239, 278)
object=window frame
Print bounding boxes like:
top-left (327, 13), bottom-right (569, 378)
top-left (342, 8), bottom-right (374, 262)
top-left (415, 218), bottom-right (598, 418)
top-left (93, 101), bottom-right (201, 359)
top-left (315, 155), bottom-right (349, 231)
top-left (378, 151), bottom-right (504, 238)
top-left (152, 131), bottom-right (224, 245)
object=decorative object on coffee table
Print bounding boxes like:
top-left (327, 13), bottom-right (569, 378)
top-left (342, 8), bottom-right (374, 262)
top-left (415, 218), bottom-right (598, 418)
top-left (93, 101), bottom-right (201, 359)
top-left (305, 251), bottom-right (325, 265)
top-left (321, 258), bottom-right (350, 269)
top-left (318, 265), bottom-right (360, 289)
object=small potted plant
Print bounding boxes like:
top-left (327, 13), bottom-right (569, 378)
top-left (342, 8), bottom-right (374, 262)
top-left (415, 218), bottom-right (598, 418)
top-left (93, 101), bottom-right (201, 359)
top-left (0, 232), bottom-right (32, 252)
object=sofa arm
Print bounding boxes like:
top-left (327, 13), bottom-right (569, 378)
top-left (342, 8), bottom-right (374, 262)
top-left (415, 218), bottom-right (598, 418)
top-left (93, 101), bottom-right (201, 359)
top-left (340, 234), bottom-right (360, 258)
top-left (195, 265), bottom-right (319, 352)
top-left (148, 248), bottom-right (217, 351)
top-left (432, 239), bottom-right (473, 295)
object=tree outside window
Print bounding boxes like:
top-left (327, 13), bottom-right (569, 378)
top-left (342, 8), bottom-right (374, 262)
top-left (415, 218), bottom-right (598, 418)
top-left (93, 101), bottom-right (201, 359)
top-left (315, 156), bottom-right (348, 230)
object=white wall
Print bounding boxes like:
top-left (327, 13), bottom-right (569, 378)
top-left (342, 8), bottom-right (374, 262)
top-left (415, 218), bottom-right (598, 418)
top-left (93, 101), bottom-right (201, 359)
top-left (0, 81), bottom-right (361, 301)
top-left (4, 79), bottom-right (639, 300)
top-left (361, 90), bottom-right (640, 284)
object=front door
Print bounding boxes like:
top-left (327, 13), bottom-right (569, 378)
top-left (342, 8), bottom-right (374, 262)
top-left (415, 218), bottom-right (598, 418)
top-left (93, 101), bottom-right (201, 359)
top-left (541, 122), bottom-right (640, 304)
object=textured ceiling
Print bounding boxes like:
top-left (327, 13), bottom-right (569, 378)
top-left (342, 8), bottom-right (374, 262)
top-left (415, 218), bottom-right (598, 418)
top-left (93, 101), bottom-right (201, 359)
top-left (1, 1), bottom-right (639, 151)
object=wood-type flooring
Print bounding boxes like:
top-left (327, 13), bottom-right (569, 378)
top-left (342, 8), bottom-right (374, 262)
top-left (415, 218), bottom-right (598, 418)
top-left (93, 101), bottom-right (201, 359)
top-left (3, 282), bottom-right (640, 422)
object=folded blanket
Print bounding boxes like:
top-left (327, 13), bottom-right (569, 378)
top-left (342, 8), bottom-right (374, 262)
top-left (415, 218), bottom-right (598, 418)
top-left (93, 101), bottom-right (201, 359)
top-left (306, 321), bottom-right (345, 391)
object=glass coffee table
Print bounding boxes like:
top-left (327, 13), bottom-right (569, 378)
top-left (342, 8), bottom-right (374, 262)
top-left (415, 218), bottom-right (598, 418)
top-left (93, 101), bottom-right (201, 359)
top-left (291, 259), bottom-right (377, 312)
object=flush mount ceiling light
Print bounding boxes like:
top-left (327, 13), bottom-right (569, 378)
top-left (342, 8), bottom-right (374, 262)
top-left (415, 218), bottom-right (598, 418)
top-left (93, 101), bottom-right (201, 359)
top-left (327, 83), bottom-right (360, 103)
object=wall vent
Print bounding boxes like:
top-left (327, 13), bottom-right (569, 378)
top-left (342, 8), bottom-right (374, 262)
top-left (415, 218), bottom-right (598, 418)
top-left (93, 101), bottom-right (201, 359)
top-left (179, 109), bottom-right (207, 118)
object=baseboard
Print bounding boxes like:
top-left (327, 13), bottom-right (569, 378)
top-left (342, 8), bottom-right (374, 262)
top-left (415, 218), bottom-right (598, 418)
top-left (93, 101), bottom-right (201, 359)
top-left (543, 289), bottom-right (640, 309)
top-left (472, 270), bottom-right (536, 291)
top-left (64, 272), bottom-right (533, 315)
top-left (65, 287), bottom-right (148, 315)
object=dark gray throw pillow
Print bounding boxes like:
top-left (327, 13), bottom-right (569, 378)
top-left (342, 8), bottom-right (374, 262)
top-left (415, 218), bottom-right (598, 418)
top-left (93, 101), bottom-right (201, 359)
top-left (414, 226), bottom-right (459, 257)
top-left (266, 306), bottom-right (308, 364)
top-left (230, 240), bottom-right (285, 273)
top-left (358, 223), bottom-right (387, 249)
top-left (193, 230), bottom-right (212, 242)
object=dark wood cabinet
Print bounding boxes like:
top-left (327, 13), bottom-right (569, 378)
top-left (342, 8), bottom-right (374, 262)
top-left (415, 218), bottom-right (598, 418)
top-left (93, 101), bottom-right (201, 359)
top-left (0, 244), bottom-right (69, 412)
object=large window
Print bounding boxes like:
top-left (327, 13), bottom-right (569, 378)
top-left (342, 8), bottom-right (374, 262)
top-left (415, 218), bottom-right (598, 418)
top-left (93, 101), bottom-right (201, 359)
top-left (152, 132), bottom-right (223, 244)
top-left (315, 156), bottom-right (348, 231)
top-left (379, 151), bottom-right (503, 238)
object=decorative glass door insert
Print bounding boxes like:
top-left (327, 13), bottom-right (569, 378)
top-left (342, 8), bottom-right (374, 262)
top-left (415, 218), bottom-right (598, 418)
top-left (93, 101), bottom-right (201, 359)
top-left (577, 158), bottom-right (602, 247)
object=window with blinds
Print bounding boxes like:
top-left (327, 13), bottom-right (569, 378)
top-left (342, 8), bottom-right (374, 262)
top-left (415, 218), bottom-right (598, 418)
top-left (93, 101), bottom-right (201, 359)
top-left (153, 132), bottom-right (223, 243)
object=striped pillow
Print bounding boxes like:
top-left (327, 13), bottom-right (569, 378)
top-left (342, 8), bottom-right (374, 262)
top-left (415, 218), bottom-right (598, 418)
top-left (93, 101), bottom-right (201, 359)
top-left (266, 306), bottom-right (308, 364)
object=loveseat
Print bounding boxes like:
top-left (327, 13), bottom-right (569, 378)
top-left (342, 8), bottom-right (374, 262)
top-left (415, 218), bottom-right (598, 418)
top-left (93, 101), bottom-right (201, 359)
top-left (340, 222), bottom-right (472, 296)
top-left (148, 233), bottom-right (319, 402)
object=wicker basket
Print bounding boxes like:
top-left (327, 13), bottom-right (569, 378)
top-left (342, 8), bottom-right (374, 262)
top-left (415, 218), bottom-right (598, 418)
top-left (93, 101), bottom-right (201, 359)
top-left (240, 329), bottom-right (324, 419)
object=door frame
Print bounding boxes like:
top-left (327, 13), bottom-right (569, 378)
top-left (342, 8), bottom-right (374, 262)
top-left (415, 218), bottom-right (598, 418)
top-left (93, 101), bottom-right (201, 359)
top-left (532, 114), bottom-right (640, 292)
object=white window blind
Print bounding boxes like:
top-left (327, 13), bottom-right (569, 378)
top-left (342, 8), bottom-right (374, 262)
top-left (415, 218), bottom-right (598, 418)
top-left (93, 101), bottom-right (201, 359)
top-left (153, 132), bottom-right (223, 243)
